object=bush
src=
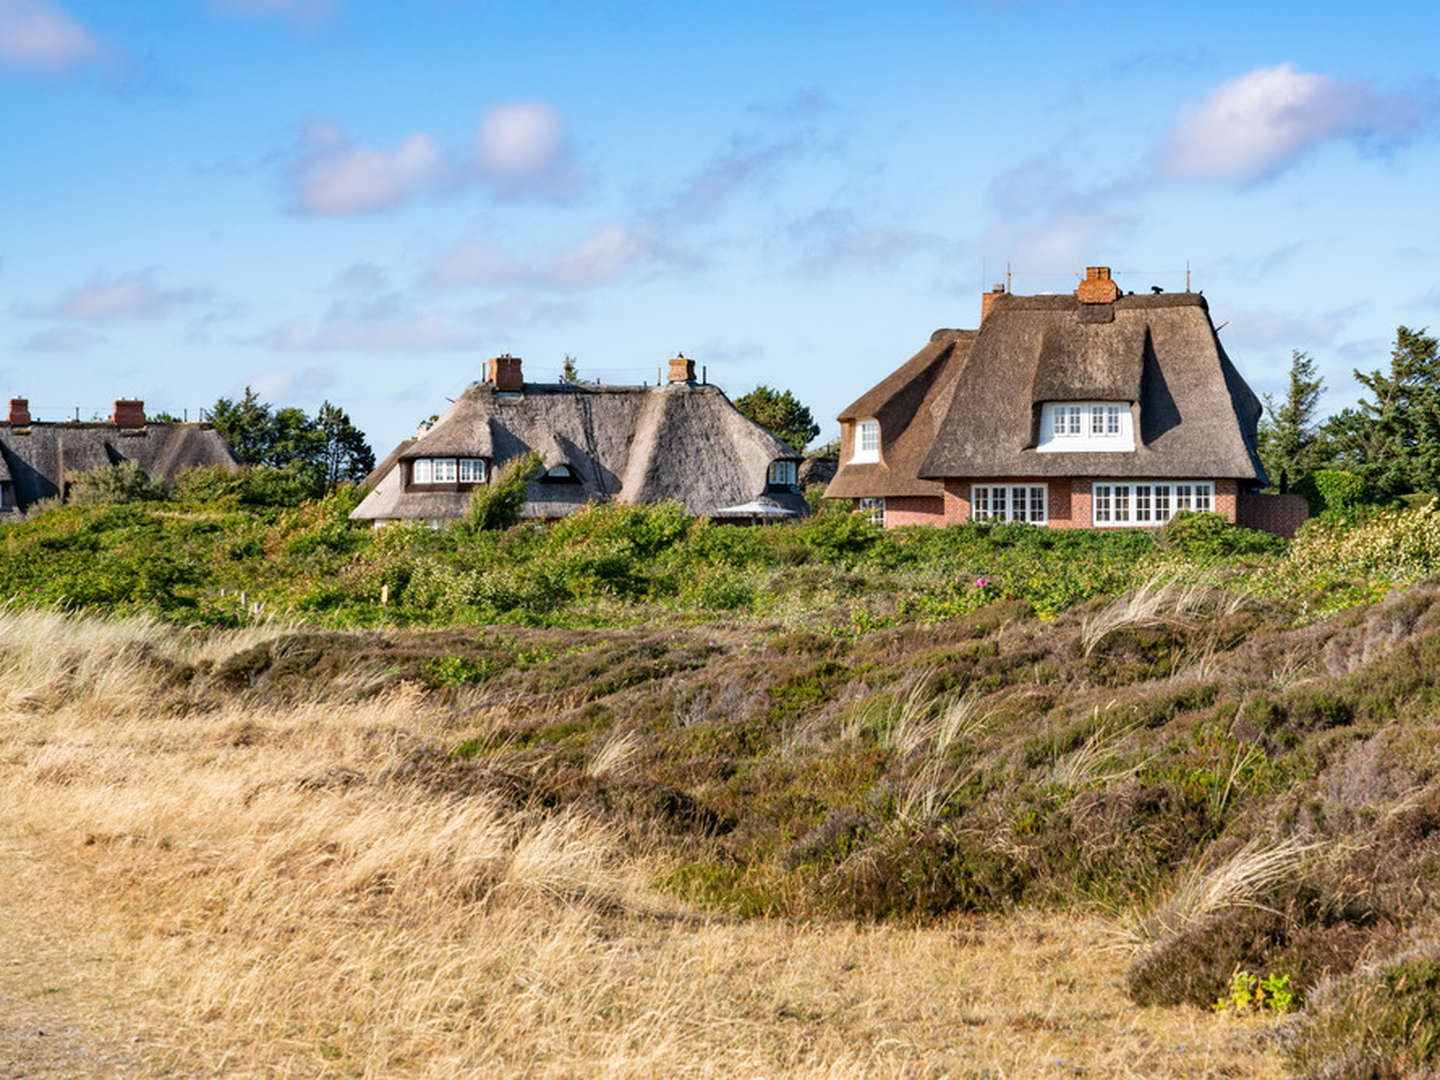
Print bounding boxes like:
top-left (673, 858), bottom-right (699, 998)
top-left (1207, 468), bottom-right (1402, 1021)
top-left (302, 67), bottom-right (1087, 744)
top-left (1161, 511), bottom-right (1286, 557)
top-left (466, 452), bottom-right (541, 531)
top-left (171, 465), bottom-right (246, 505)
top-left (67, 461), bottom-right (169, 505)
top-left (1294, 470), bottom-right (1378, 518)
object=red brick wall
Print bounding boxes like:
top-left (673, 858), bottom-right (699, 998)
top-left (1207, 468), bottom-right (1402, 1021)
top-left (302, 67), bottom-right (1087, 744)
top-left (880, 495), bottom-right (946, 527)
top-left (1236, 492), bottom-right (1310, 538)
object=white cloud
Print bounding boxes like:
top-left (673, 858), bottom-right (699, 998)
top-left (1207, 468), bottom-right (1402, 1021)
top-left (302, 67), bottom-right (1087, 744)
top-left (293, 121), bottom-right (442, 215)
top-left (210, 0), bottom-right (338, 26)
top-left (23, 271), bottom-right (203, 322)
top-left (425, 223), bottom-right (661, 291)
top-left (252, 295), bottom-right (482, 353)
top-left (1214, 304), bottom-right (1360, 349)
top-left (1160, 63), bottom-right (1419, 184)
top-left (474, 101), bottom-right (580, 199)
top-left (0, 0), bottom-right (104, 72)
top-left (243, 366), bottom-right (336, 401)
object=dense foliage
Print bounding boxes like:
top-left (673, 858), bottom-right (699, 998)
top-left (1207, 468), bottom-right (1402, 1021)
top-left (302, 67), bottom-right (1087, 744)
top-left (733, 385), bottom-right (821, 453)
top-left (207, 389), bottom-right (375, 495)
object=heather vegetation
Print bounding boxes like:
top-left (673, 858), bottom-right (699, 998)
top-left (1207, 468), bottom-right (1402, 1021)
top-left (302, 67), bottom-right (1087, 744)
top-left (8, 477), bottom-right (1440, 1074)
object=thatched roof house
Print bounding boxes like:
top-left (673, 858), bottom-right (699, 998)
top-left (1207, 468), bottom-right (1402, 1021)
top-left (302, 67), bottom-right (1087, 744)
top-left (828, 267), bottom-right (1308, 536)
top-left (351, 354), bottom-right (809, 526)
top-left (0, 397), bottom-right (238, 513)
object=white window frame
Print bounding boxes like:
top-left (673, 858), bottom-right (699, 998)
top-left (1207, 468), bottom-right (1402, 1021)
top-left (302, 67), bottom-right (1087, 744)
top-left (412, 458), bottom-right (432, 484)
top-left (431, 458), bottom-right (458, 483)
top-left (859, 497), bottom-right (885, 526)
top-left (971, 484), bottom-right (1047, 525)
top-left (1037, 401), bottom-right (1135, 453)
top-left (851, 419), bottom-right (880, 463)
top-left (458, 458), bottom-right (486, 483)
top-left (767, 460), bottom-right (798, 487)
top-left (1091, 481), bottom-right (1214, 527)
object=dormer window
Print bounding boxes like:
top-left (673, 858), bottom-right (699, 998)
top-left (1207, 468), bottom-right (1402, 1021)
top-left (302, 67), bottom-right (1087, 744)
top-left (851, 419), bottom-right (880, 463)
top-left (767, 460), bottom-right (798, 487)
top-left (541, 464), bottom-right (578, 482)
top-left (1037, 402), bottom-right (1134, 452)
top-left (411, 458), bottom-right (486, 485)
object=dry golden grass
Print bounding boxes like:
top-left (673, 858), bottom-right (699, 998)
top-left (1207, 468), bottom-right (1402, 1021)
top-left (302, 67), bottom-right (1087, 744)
top-left (0, 609), bottom-right (1290, 1078)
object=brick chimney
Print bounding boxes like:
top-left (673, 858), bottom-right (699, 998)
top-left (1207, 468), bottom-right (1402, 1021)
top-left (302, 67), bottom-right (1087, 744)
top-left (111, 399), bottom-right (145, 427)
top-left (667, 353), bottom-right (695, 384)
top-left (1076, 266), bottom-right (1120, 304)
top-left (8, 398), bottom-right (31, 426)
top-left (981, 284), bottom-right (1006, 323)
top-left (488, 354), bottom-right (523, 392)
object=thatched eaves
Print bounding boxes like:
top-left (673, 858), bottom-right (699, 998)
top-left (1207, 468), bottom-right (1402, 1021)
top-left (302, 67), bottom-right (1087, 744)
top-left (0, 422), bottom-right (239, 509)
top-left (351, 379), bottom-right (808, 522)
top-left (916, 292), bottom-right (1266, 483)
top-left (827, 329), bottom-right (975, 500)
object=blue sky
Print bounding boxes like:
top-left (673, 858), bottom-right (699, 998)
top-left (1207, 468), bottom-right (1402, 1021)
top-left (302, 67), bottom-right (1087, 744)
top-left (4, 0), bottom-right (1439, 455)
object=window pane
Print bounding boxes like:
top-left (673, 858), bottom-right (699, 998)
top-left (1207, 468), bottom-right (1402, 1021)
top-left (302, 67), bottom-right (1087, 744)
top-left (433, 458), bottom-right (457, 482)
top-left (1010, 487), bottom-right (1026, 522)
top-left (859, 421), bottom-right (879, 452)
top-left (1106, 405), bottom-right (1121, 435)
top-left (1114, 485), bottom-right (1130, 522)
top-left (1176, 484), bottom-right (1191, 512)
top-left (1090, 405), bottom-right (1104, 435)
top-left (1135, 484), bottom-right (1151, 523)
top-left (413, 459), bottom-right (432, 484)
top-left (1195, 483), bottom-right (1212, 512)
top-left (458, 459), bottom-right (485, 483)
top-left (1067, 407), bottom-right (1080, 435)
top-left (1029, 486), bottom-right (1045, 522)
top-left (1155, 484), bottom-right (1171, 521)
top-left (1094, 485), bottom-right (1111, 523)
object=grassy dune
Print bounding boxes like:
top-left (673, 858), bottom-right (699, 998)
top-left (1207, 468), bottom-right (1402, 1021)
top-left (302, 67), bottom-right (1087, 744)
top-left (0, 607), bottom-right (1305, 1077)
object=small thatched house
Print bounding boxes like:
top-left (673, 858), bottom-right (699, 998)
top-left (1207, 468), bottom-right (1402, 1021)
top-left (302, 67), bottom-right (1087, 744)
top-left (827, 267), bottom-right (1309, 536)
top-left (0, 397), bottom-right (239, 513)
top-left (351, 355), bottom-right (809, 526)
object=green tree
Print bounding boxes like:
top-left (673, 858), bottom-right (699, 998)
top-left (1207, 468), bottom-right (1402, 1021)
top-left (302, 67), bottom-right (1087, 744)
top-left (207, 388), bottom-right (274, 465)
top-left (1351, 326), bottom-right (1440, 496)
top-left (1257, 350), bottom-right (1325, 490)
top-left (734, 385), bottom-right (820, 453)
top-left (316, 402), bottom-right (377, 489)
top-left (559, 353), bottom-right (584, 385)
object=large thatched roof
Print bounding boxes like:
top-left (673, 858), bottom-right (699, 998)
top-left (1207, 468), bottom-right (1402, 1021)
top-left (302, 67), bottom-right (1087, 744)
top-left (827, 329), bottom-right (975, 499)
top-left (352, 379), bottom-right (809, 522)
top-left (0, 421), bottom-right (239, 510)
top-left (831, 288), bottom-right (1266, 497)
top-left (918, 292), bottom-right (1265, 482)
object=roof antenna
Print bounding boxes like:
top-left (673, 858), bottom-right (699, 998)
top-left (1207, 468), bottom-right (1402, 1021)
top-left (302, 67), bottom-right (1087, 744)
top-left (1006, 261), bottom-right (1012, 293)
top-left (1186, 260), bottom-right (1191, 292)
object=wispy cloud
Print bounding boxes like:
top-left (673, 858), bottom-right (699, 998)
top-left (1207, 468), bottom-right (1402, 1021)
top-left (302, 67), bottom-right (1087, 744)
top-left (332, 262), bottom-right (390, 295)
top-left (19, 270), bottom-right (205, 322)
top-left (0, 0), bottom-right (105, 73)
top-left (243, 365), bottom-right (337, 401)
top-left (661, 135), bottom-right (806, 225)
top-left (425, 223), bottom-right (677, 291)
top-left (1214, 303), bottom-right (1363, 349)
top-left (210, 0), bottom-right (339, 27)
top-left (249, 294), bottom-right (482, 353)
top-left (788, 209), bottom-right (943, 276)
top-left (1160, 63), bottom-right (1422, 184)
top-left (14, 325), bottom-right (105, 352)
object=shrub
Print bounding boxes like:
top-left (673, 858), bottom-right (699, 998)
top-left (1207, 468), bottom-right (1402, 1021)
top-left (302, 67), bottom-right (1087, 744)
top-left (1161, 511), bottom-right (1286, 557)
top-left (1294, 469), bottom-right (1378, 518)
top-left (171, 465), bottom-right (246, 505)
top-left (67, 461), bottom-right (169, 505)
top-left (466, 452), bottom-right (542, 532)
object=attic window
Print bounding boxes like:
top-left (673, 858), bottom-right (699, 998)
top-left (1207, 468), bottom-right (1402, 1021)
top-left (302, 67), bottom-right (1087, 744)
top-left (767, 460), bottom-right (797, 487)
top-left (1037, 402), bottom-right (1134, 453)
top-left (851, 419), bottom-right (880, 463)
top-left (411, 457), bottom-right (486, 485)
top-left (541, 465), bottom-right (577, 482)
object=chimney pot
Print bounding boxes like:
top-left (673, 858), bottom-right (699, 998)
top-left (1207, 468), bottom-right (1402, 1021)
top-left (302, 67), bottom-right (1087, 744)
top-left (1076, 265), bottom-right (1120, 304)
top-left (668, 354), bottom-right (696, 384)
top-left (8, 398), bottom-right (31, 426)
top-left (488, 355), bottom-right (523, 392)
top-left (111, 398), bottom-right (145, 427)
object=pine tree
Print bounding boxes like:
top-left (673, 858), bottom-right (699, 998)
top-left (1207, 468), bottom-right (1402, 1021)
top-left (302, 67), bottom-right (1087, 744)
top-left (1258, 350), bottom-right (1324, 489)
top-left (1352, 326), bottom-right (1440, 496)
